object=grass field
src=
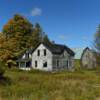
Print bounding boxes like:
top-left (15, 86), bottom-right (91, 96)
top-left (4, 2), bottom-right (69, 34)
top-left (0, 68), bottom-right (100, 100)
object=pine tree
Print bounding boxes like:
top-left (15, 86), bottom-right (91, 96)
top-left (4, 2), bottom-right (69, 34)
top-left (43, 34), bottom-right (51, 45)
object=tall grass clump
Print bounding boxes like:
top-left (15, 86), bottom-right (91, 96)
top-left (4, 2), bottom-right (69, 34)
top-left (0, 61), bottom-right (5, 79)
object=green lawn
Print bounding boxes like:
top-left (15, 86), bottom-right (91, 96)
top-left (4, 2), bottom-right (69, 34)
top-left (0, 69), bottom-right (100, 100)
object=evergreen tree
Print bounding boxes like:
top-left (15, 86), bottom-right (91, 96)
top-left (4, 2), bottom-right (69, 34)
top-left (43, 34), bottom-right (51, 45)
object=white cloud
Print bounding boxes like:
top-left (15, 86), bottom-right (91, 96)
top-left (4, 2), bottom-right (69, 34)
top-left (31, 7), bottom-right (42, 16)
top-left (58, 35), bottom-right (70, 40)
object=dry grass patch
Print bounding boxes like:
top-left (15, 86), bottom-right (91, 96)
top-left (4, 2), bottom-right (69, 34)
top-left (0, 69), bottom-right (100, 100)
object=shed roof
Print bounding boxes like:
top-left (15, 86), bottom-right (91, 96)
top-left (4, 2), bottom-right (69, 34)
top-left (16, 58), bottom-right (31, 62)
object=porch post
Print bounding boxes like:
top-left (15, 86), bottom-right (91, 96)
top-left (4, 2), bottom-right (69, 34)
top-left (19, 63), bottom-right (20, 68)
top-left (25, 62), bottom-right (26, 68)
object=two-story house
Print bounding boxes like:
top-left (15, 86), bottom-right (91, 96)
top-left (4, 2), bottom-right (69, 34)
top-left (17, 42), bottom-right (75, 71)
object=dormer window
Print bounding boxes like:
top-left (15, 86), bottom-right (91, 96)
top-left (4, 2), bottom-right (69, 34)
top-left (26, 53), bottom-right (29, 59)
top-left (37, 50), bottom-right (40, 56)
top-left (44, 49), bottom-right (46, 56)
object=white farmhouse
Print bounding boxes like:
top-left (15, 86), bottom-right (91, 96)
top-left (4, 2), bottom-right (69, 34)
top-left (17, 42), bottom-right (75, 71)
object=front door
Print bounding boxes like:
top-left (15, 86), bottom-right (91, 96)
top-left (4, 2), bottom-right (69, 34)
top-left (26, 61), bottom-right (31, 67)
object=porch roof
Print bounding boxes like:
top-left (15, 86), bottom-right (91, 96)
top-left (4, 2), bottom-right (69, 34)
top-left (16, 58), bottom-right (31, 63)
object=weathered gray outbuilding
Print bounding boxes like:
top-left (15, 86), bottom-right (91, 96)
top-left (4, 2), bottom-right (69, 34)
top-left (81, 47), bottom-right (96, 69)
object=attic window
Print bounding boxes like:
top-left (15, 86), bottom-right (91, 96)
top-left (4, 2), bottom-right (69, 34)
top-left (26, 53), bottom-right (29, 58)
top-left (37, 50), bottom-right (40, 56)
top-left (44, 49), bottom-right (46, 56)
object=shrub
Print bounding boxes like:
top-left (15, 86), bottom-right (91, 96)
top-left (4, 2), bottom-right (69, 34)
top-left (6, 60), bottom-right (16, 68)
top-left (0, 61), bottom-right (5, 78)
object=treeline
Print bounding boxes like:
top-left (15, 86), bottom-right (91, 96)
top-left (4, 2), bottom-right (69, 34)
top-left (0, 14), bottom-right (51, 68)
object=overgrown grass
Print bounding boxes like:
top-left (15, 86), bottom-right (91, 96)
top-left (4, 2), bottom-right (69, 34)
top-left (0, 68), bottom-right (100, 100)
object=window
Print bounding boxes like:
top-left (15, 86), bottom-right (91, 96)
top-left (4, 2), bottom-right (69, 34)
top-left (20, 62), bottom-right (25, 68)
top-left (26, 61), bottom-right (31, 68)
top-left (66, 61), bottom-right (68, 67)
top-left (43, 62), bottom-right (47, 67)
top-left (35, 61), bottom-right (37, 67)
top-left (26, 53), bottom-right (29, 59)
top-left (44, 49), bottom-right (46, 56)
top-left (37, 50), bottom-right (40, 56)
top-left (53, 60), bottom-right (56, 66)
top-left (57, 60), bottom-right (59, 67)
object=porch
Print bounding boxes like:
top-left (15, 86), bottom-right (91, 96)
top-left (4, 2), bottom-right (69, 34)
top-left (16, 59), bottom-right (31, 70)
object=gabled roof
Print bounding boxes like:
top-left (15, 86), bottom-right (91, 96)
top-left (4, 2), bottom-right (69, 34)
top-left (32, 42), bottom-right (75, 56)
top-left (81, 47), bottom-right (90, 58)
top-left (72, 47), bottom-right (96, 59)
top-left (80, 47), bottom-right (96, 60)
top-left (17, 42), bottom-right (75, 61)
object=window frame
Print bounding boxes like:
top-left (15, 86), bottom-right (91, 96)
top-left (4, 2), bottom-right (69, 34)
top-left (57, 60), bottom-right (59, 67)
top-left (26, 53), bottom-right (29, 59)
top-left (37, 50), bottom-right (40, 56)
top-left (35, 61), bottom-right (37, 67)
top-left (44, 49), bottom-right (46, 56)
top-left (66, 60), bottom-right (68, 67)
top-left (43, 62), bottom-right (47, 68)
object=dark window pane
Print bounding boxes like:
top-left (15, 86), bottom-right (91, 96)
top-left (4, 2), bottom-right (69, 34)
top-left (44, 49), bottom-right (46, 56)
top-left (43, 62), bottom-right (47, 67)
top-left (35, 61), bottom-right (37, 67)
top-left (26, 61), bottom-right (31, 67)
top-left (37, 50), bottom-right (40, 56)
top-left (26, 53), bottom-right (29, 59)
top-left (57, 60), bottom-right (59, 67)
top-left (66, 61), bottom-right (68, 67)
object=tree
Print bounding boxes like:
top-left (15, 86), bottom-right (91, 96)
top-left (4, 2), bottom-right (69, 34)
top-left (1, 14), bottom-right (42, 67)
top-left (43, 34), bottom-right (51, 45)
top-left (3, 14), bottom-right (33, 39)
top-left (0, 33), bottom-right (6, 78)
top-left (94, 25), bottom-right (100, 52)
top-left (0, 61), bottom-right (5, 79)
top-left (0, 14), bottom-right (50, 67)
top-left (94, 25), bottom-right (100, 66)
top-left (28, 23), bottom-right (42, 48)
top-left (2, 14), bottom-right (35, 60)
